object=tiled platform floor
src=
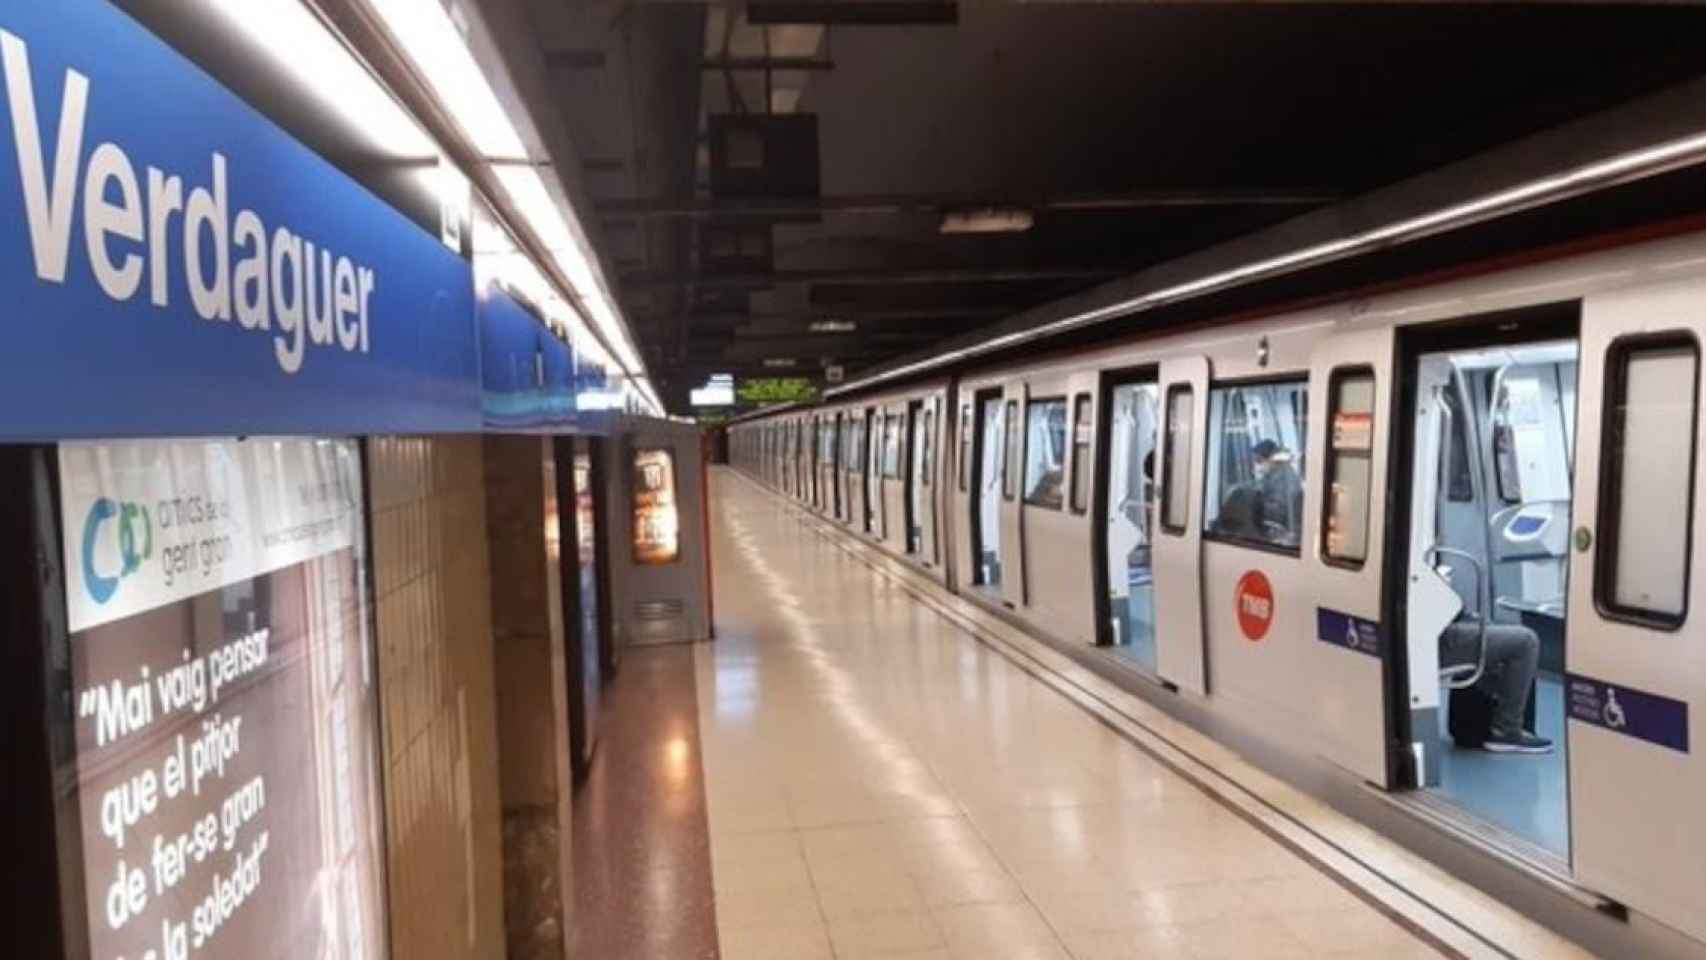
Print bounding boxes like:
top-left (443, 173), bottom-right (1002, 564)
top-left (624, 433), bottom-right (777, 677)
top-left (698, 470), bottom-right (1444, 960)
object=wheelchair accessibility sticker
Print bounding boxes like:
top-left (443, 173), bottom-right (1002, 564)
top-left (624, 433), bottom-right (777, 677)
top-left (1567, 674), bottom-right (1689, 754)
top-left (1316, 607), bottom-right (1381, 658)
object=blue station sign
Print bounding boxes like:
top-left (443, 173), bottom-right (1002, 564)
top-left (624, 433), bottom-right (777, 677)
top-left (0, 1), bottom-right (481, 438)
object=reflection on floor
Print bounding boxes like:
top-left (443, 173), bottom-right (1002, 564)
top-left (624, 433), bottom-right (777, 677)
top-left (1435, 676), bottom-right (1568, 858)
top-left (569, 647), bottom-right (719, 960)
top-left (707, 471), bottom-right (1443, 959)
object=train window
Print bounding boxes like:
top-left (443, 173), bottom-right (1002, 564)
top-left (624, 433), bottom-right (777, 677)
top-left (1023, 398), bottom-right (1068, 509)
top-left (1597, 335), bottom-right (1699, 628)
top-left (1439, 386), bottom-right (1473, 502)
top-left (1324, 369), bottom-right (1375, 566)
top-left (1161, 386), bottom-right (1194, 534)
top-left (1070, 394), bottom-right (1092, 514)
top-left (1490, 376), bottom-right (1526, 504)
top-left (883, 414), bottom-right (903, 478)
top-left (958, 404), bottom-right (972, 492)
top-left (922, 409), bottom-right (935, 484)
top-left (1203, 379), bottom-right (1309, 552)
top-left (1002, 399), bottom-right (1020, 501)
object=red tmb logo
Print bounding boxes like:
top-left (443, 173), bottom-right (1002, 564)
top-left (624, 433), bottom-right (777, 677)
top-left (1235, 570), bottom-right (1274, 642)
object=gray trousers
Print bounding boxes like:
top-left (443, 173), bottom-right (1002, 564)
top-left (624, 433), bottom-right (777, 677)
top-left (1441, 622), bottom-right (1541, 734)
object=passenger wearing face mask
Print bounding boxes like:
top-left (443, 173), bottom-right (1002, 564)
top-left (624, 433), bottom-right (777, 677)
top-left (1252, 439), bottom-right (1303, 545)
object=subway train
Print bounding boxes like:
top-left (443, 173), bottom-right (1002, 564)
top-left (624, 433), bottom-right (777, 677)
top-left (729, 225), bottom-right (1706, 956)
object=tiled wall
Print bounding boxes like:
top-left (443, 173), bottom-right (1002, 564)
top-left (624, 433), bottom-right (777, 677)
top-left (482, 435), bottom-right (576, 960)
top-left (368, 436), bottom-right (506, 960)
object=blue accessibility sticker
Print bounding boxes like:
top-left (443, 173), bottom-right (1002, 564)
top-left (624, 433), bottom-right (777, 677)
top-left (1566, 674), bottom-right (1689, 754)
top-left (1317, 608), bottom-right (1382, 658)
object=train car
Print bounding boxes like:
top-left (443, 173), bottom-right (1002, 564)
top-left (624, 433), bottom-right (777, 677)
top-left (730, 225), bottom-right (1706, 954)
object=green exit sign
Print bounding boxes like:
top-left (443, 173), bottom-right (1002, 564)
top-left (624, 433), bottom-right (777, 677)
top-left (737, 377), bottom-right (819, 404)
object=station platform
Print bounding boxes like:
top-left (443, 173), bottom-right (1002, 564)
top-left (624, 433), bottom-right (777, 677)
top-left (569, 468), bottom-right (1597, 960)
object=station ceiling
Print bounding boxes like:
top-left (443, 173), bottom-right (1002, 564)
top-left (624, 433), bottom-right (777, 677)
top-left (503, 1), bottom-right (1706, 413)
top-left (117, 0), bottom-right (1706, 415)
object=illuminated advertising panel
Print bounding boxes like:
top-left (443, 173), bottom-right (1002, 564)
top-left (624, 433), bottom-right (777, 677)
top-left (56, 437), bottom-right (385, 960)
top-left (632, 447), bottom-right (680, 565)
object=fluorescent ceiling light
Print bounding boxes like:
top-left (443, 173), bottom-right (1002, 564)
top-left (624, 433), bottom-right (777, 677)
top-left (940, 207), bottom-right (1034, 235)
top-left (204, 0), bottom-right (435, 159)
top-left (808, 319), bottom-right (856, 333)
top-left (365, 0), bottom-right (659, 409)
top-left (365, 0), bottom-right (526, 159)
top-left (764, 358), bottom-right (797, 368)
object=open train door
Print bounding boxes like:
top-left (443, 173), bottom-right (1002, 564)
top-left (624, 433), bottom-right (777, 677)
top-left (1304, 326), bottom-right (1395, 785)
top-left (1568, 279), bottom-right (1706, 938)
top-left (1154, 356), bottom-right (1210, 693)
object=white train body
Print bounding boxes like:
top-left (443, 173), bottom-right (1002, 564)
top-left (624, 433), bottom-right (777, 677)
top-left (731, 226), bottom-right (1706, 956)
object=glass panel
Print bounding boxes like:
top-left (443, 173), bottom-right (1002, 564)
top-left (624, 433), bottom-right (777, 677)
top-left (1070, 394), bottom-right (1093, 514)
top-left (883, 415), bottom-right (903, 478)
top-left (1162, 386), bottom-right (1193, 533)
top-left (978, 396), bottom-right (1005, 585)
top-left (958, 404), bottom-right (972, 491)
top-left (1604, 342), bottom-right (1697, 622)
top-left (922, 410), bottom-right (935, 484)
top-left (1325, 372), bottom-right (1375, 565)
top-left (1023, 398), bottom-right (1068, 509)
top-left (1003, 399), bottom-right (1021, 500)
top-left (1204, 380), bottom-right (1308, 551)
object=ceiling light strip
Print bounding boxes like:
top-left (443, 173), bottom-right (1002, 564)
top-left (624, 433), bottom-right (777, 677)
top-left (827, 128), bottom-right (1706, 397)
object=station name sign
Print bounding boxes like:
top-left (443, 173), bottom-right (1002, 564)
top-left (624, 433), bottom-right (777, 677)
top-left (0, 3), bottom-right (481, 439)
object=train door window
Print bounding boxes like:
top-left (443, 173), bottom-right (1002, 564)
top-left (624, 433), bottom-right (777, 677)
top-left (923, 409), bottom-right (935, 483)
top-left (1023, 397), bottom-right (1068, 509)
top-left (1598, 335), bottom-right (1698, 626)
top-left (883, 414), bottom-right (903, 478)
top-left (1324, 370), bottom-right (1376, 566)
top-left (1070, 394), bottom-right (1092, 515)
top-left (958, 404), bottom-right (972, 491)
top-left (1161, 386), bottom-right (1194, 534)
top-left (1203, 379), bottom-right (1309, 552)
top-left (1105, 382), bottom-right (1161, 669)
top-left (1002, 399), bottom-right (1021, 501)
top-left (976, 394), bottom-right (1006, 587)
top-left (906, 403), bottom-right (924, 554)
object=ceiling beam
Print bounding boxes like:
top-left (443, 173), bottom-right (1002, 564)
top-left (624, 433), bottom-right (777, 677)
top-left (619, 265), bottom-right (1123, 291)
top-left (596, 189), bottom-right (1339, 221)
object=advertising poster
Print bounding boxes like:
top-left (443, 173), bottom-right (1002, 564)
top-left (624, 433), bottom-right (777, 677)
top-left (631, 447), bottom-right (680, 565)
top-left (57, 438), bottom-right (386, 960)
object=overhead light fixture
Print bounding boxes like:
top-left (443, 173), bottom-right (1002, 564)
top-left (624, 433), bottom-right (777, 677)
top-left (363, 0), bottom-right (658, 404)
top-left (808, 319), bottom-right (857, 333)
top-left (940, 207), bottom-right (1034, 235)
top-left (833, 126), bottom-right (1706, 396)
top-left (363, 0), bottom-right (526, 159)
top-left (204, 0), bottom-right (436, 160)
top-left (763, 357), bottom-right (798, 368)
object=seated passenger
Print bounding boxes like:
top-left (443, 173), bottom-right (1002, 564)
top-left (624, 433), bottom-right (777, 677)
top-left (1440, 619), bottom-right (1553, 753)
top-left (1213, 483), bottom-right (1264, 540)
top-left (1253, 440), bottom-right (1303, 544)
